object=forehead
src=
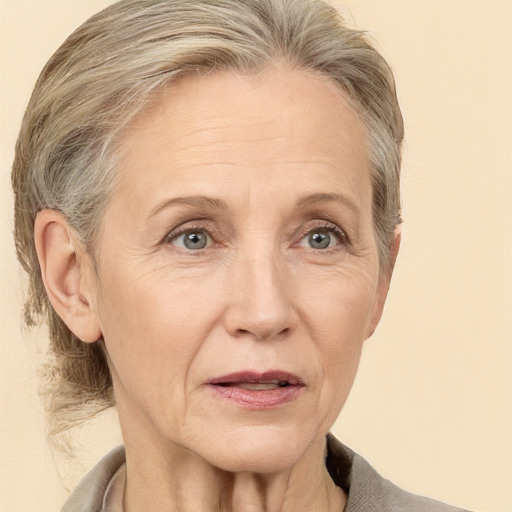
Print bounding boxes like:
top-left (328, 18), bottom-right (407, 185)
top-left (116, 66), bottom-right (370, 208)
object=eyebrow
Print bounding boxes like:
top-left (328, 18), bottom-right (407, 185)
top-left (149, 195), bottom-right (227, 218)
top-left (149, 192), bottom-right (359, 218)
top-left (296, 192), bottom-right (360, 215)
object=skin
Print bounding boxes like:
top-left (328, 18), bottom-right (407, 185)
top-left (35, 66), bottom-right (398, 512)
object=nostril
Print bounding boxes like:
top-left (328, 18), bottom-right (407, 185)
top-left (239, 326), bottom-right (291, 342)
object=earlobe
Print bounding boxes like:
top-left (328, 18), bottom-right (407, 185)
top-left (34, 209), bottom-right (102, 343)
top-left (366, 227), bottom-right (401, 339)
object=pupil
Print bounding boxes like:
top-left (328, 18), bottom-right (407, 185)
top-left (185, 232), bottom-right (207, 249)
top-left (309, 232), bottom-right (330, 249)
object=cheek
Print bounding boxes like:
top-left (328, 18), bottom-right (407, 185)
top-left (300, 261), bottom-right (379, 341)
top-left (95, 262), bottom-right (224, 395)
top-left (298, 265), bottom-right (378, 415)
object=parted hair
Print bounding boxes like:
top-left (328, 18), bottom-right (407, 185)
top-left (12, 0), bottom-right (404, 442)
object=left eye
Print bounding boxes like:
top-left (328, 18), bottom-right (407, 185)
top-left (298, 226), bottom-right (345, 250)
top-left (171, 230), bottom-right (211, 250)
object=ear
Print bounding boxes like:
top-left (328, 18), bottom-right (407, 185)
top-left (34, 209), bottom-right (102, 343)
top-left (366, 226), bottom-right (401, 339)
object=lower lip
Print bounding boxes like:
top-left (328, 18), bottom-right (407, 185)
top-left (208, 384), bottom-right (304, 409)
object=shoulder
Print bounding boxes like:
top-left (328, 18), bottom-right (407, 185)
top-left (348, 452), bottom-right (471, 512)
top-left (61, 445), bottom-right (125, 512)
top-left (326, 434), bottom-right (473, 512)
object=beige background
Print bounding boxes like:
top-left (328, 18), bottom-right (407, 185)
top-left (1, 1), bottom-right (511, 511)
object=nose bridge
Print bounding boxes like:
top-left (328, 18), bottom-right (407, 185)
top-left (225, 238), bottom-right (296, 341)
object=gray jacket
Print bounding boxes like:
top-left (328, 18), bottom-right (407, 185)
top-left (62, 434), bottom-right (472, 511)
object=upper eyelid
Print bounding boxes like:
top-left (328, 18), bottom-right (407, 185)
top-left (164, 222), bottom-right (213, 240)
top-left (293, 220), bottom-right (349, 244)
top-left (163, 220), bottom-right (349, 250)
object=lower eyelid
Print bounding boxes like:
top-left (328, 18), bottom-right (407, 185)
top-left (299, 224), bottom-right (348, 243)
top-left (175, 232), bottom-right (210, 246)
top-left (163, 222), bottom-right (349, 250)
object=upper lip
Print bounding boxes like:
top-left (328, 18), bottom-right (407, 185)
top-left (208, 371), bottom-right (305, 386)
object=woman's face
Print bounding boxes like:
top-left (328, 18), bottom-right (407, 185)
top-left (91, 67), bottom-right (391, 472)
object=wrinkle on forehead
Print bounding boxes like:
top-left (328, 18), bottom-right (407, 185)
top-left (112, 66), bottom-right (371, 234)
top-left (120, 65), bottom-right (367, 163)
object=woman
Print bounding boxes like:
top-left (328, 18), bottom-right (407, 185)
top-left (11, 0), bottom-right (473, 510)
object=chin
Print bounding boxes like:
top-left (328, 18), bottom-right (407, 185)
top-left (194, 425), bottom-right (315, 474)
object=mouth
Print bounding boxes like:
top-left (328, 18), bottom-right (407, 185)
top-left (207, 371), bottom-right (305, 409)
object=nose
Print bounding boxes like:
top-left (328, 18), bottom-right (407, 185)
top-left (223, 247), bottom-right (298, 342)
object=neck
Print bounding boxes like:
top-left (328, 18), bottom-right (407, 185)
top-left (121, 434), bottom-right (346, 512)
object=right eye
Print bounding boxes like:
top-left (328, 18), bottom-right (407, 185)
top-left (166, 227), bottom-right (212, 250)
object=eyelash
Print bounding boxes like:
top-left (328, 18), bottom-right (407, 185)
top-left (163, 221), bottom-right (349, 252)
top-left (295, 221), bottom-right (349, 251)
top-left (163, 222), bottom-right (216, 248)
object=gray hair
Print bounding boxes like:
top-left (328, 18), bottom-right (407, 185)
top-left (12, 0), bottom-right (403, 442)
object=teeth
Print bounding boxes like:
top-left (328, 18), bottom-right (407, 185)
top-left (237, 382), bottom-right (281, 391)
top-left (214, 379), bottom-right (293, 389)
